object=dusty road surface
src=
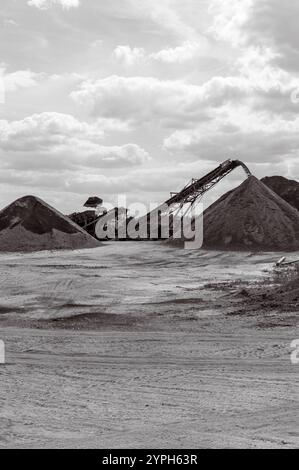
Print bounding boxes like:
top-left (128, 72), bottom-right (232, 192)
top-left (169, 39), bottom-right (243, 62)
top-left (0, 242), bottom-right (298, 448)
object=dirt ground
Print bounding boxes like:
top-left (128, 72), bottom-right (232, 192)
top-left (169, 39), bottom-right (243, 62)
top-left (0, 242), bottom-right (298, 448)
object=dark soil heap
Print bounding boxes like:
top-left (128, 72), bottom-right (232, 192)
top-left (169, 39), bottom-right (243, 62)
top-left (202, 176), bottom-right (299, 251)
top-left (262, 176), bottom-right (299, 211)
top-left (0, 195), bottom-right (101, 252)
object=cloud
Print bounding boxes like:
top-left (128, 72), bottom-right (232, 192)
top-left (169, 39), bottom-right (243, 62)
top-left (207, 0), bottom-right (299, 112)
top-left (209, 0), bottom-right (299, 72)
top-left (0, 67), bottom-right (43, 103)
top-left (84, 143), bottom-right (149, 168)
top-left (150, 40), bottom-right (209, 64)
top-left (28, 0), bottom-right (80, 10)
top-left (209, 0), bottom-right (254, 46)
top-left (113, 45), bottom-right (145, 66)
top-left (113, 40), bottom-right (211, 66)
top-left (128, 0), bottom-right (198, 40)
top-left (3, 69), bottom-right (43, 93)
top-left (71, 75), bottom-right (210, 127)
top-left (243, 0), bottom-right (299, 71)
top-left (71, 65), bottom-right (299, 131)
top-left (0, 112), bottom-right (149, 170)
top-left (0, 112), bottom-right (104, 150)
top-left (164, 109), bottom-right (299, 164)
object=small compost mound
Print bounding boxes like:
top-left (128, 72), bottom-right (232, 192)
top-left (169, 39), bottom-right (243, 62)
top-left (0, 195), bottom-right (101, 252)
top-left (202, 176), bottom-right (299, 251)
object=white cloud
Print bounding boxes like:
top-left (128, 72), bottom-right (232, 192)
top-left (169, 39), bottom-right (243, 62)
top-left (164, 109), bottom-right (299, 164)
top-left (0, 67), bottom-right (44, 103)
top-left (71, 66), bottom-right (299, 131)
top-left (209, 0), bottom-right (254, 46)
top-left (113, 45), bottom-right (145, 66)
top-left (0, 112), bottom-right (104, 150)
top-left (113, 40), bottom-right (211, 66)
top-left (28, 0), bottom-right (80, 10)
top-left (3, 69), bottom-right (43, 93)
top-left (241, 0), bottom-right (299, 71)
top-left (71, 75), bottom-right (210, 127)
top-left (83, 143), bottom-right (150, 168)
top-left (151, 40), bottom-right (209, 64)
top-left (0, 112), bottom-right (149, 169)
top-left (128, 0), bottom-right (198, 40)
top-left (209, 0), bottom-right (299, 72)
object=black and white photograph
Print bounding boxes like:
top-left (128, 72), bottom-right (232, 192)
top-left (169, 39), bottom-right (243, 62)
top-left (0, 0), bottom-right (298, 451)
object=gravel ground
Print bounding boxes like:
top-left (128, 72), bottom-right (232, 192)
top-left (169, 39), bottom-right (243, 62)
top-left (0, 242), bottom-right (298, 448)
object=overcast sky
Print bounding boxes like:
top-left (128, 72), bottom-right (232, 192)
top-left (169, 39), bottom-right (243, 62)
top-left (1, 0), bottom-right (299, 213)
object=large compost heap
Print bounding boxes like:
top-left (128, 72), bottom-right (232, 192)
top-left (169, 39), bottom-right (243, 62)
top-left (0, 195), bottom-right (100, 252)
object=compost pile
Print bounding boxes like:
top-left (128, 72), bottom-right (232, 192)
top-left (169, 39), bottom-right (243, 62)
top-left (0, 195), bottom-right (100, 252)
top-left (201, 176), bottom-right (299, 251)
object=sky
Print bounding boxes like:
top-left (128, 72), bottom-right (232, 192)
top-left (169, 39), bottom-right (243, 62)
top-left (1, 0), bottom-right (299, 214)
